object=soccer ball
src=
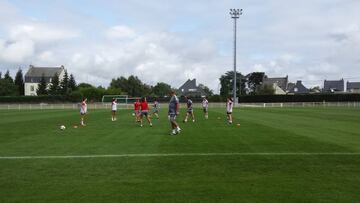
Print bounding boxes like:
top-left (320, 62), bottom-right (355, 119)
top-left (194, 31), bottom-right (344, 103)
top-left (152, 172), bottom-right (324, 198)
top-left (132, 113), bottom-right (135, 116)
top-left (60, 125), bottom-right (66, 130)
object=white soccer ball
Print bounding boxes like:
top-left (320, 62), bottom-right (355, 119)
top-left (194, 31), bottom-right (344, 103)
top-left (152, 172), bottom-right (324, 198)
top-left (132, 113), bottom-right (135, 116)
top-left (60, 125), bottom-right (66, 130)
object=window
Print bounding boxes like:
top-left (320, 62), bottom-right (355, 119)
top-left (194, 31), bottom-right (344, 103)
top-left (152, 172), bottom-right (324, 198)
top-left (294, 87), bottom-right (298, 92)
top-left (30, 86), bottom-right (34, 91)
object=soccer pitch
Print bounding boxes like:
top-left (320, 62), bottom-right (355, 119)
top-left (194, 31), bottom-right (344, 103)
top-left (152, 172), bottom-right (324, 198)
top-left (1, 107), bottom-right (360, 202)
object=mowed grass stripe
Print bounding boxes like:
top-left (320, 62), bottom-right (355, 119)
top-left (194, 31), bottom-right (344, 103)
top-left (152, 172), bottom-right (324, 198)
top-left (2, 152), bottom-right (360, 160)
top-left (221, 107), bottom-right (360, 151)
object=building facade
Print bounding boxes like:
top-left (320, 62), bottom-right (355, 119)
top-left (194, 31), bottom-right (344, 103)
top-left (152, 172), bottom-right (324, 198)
top-left (262, 76), bottom-right (289, 95)
top-left (24, 65), bottom-right (65, 96)
top-left (347, 81), bottom-right (360, 93)
top-left (323, 79), bottom-right (344, 93)
top-left (288, 80), bottom-right (309, 94)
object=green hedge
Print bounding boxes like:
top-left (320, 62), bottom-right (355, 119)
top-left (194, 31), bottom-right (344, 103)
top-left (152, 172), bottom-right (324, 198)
top-left (238, 94), bottom-right (360, 103)
top-left (0, 94), bottom-right (83, 103)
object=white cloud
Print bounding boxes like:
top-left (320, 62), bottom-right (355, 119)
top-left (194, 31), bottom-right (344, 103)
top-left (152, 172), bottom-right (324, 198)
top-left (0, 39), bottom-right (34, 63)
top-left (8, 23), bottom-right (79, 43)
top-left (105, 25), bottom-right (136, 39)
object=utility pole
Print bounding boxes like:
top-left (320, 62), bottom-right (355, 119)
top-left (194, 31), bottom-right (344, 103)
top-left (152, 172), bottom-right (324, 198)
top-left (229, 8), bottom-right (243, 104)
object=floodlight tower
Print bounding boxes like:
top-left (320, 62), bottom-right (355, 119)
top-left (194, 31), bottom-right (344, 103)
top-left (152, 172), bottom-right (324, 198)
top-left (229, 8), bottom-right (243, 104)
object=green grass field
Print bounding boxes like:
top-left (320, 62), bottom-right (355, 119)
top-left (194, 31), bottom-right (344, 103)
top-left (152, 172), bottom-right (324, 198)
top-left (1, 107), bottom-right (360, 202)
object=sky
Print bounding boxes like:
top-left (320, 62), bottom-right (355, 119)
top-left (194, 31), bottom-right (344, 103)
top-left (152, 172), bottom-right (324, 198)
top-left (1, 0), bottom-right (360, 92)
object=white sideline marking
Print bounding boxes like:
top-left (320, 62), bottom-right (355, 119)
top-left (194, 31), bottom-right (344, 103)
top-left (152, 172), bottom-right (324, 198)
top-left (1, 152), bottom-right (360, 160)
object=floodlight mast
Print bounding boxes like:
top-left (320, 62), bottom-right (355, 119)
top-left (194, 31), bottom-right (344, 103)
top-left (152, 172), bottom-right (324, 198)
top-left (229, 8), bottom-right (243, 104)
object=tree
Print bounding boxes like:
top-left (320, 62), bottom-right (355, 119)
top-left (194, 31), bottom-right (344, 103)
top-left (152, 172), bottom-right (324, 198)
top-left (110, 76), bottom-right (129, 93)
top-left (4, 70), bottom-right (13, 83)
top-left (60, 70), bottom-right (69, 95)
top-left (78, 83), bottom-right (94, 89)
top-left (110, 75), bottom-right (150, 97)
top-left (257, 84), bottom-right (275, 95)
top-left (0, 72), bottom-right (2, 79)
top-left (0, 80), bottom-right (17, 96)
top-left (68, 74), bottom-right (77, 91)
top-left (219, 71), bottom-right (246, 98)
top-left (36, 73), bottom-right (48, 95)
top-left (247, 72), bottom-right (265, 95)
top-left (78, 86), bottom-right (105, 101)
top-left (14, 68), bottom-right (25, 95)
top-left (198, 84), bottom-right (214, 96)
top-left (152, 82), bottom-right (172, 97)
top-left (0, 70), bottom-right (17, 96)
top-left (105, 88), bottom-right (123, 95)
top-left (128, 75), bottom-right (142, 96)
top-left (49, 72), bottom-right (60, 95)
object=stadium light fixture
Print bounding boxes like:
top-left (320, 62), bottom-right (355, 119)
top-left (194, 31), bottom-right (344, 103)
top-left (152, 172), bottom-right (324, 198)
top-left (229, 8), bottom-right (243, 104)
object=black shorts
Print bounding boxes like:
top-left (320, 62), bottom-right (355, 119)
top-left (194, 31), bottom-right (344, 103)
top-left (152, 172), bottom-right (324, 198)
top-left (141, 111), bottom-right (149, 117)
top-left (227, 112), bottom-right (232, 115)
top-left (203, 107), bottom-right (208, 113)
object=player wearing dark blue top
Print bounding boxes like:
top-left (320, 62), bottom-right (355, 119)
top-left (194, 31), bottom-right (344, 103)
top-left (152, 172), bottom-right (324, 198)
top-left (168, 91), bottom-right (181, 135)
top-left (184, 96), bottom-right (195, 123)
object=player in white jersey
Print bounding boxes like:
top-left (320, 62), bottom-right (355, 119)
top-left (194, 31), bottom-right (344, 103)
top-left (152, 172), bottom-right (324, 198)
top-left (226, 97), bottom-right (233, 124)
top-left (111, 98), bottom-right (117, 121)
top-left (202, 97), bottom-right (209, 119)
top-left (80, 97), bottom-right (87, 126)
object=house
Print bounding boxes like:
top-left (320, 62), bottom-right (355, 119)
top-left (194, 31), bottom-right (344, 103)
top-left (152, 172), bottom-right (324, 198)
top-left (178, 79), bottom-right (206, 97)
top-left (323, 79), bottom-right (344, 93)
top-left (262, 76), bottom-right (289, 95)
top-left (288, 80), bottom-right (309, 94)
top-left (347, 81), bottom-right (360, 93)
top-left (24, 65), bottom-right (65, 96)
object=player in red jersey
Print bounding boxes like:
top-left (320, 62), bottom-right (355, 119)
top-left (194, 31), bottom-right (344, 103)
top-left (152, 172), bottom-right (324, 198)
top-left (134, 99), bottom-right (141, 122)
top-left (140, 97), bottom-right (153, 127)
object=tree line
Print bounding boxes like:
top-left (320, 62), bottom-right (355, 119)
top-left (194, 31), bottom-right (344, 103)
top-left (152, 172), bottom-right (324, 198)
top-left (0, 69), bottom-right (25, 96)
top-left (219, 71), bottom-right (276, 98)
top-left (1, 67), bottom-right (276, 101)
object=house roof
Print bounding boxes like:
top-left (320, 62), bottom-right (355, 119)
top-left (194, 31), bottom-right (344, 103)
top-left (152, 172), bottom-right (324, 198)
top-left (25, 65), bottom-right (64, 78)
top-left (263, 76), bottom-right (288, 91)
top-left (347, 82), bottom-right (360, 90)
top-left (324, 79), bottom-right (344, 92)
top-left (179, 79), bottom-right (197, 90)
top-left (178, 79), bottom-right (206, 96)
top-left (288, 80), bottom-right (309, 94)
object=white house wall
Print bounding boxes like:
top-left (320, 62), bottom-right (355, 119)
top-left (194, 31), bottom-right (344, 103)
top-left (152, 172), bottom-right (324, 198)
top-left (24, 69), bottom-right (65, 96)
top-left (25, 83), bottom-right (39, 96)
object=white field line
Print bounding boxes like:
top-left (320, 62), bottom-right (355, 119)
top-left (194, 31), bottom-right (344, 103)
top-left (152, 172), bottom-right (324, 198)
top-left (1, 152), bottom-right (360, 160)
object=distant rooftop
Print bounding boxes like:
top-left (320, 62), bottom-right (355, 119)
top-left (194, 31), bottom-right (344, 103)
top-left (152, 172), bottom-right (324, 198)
top-left (24, 65), bottom-right (65, 83)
